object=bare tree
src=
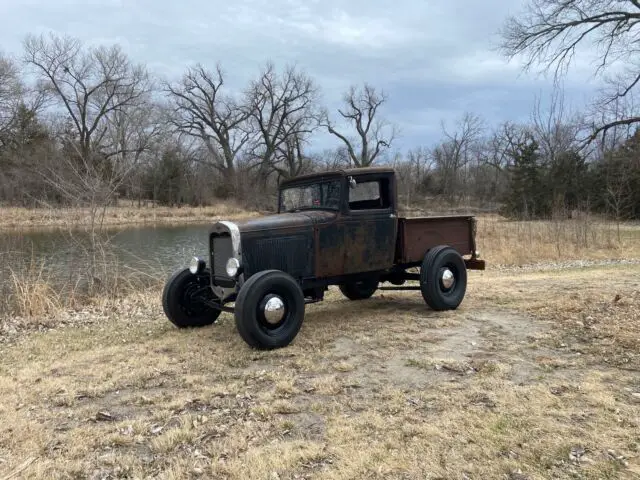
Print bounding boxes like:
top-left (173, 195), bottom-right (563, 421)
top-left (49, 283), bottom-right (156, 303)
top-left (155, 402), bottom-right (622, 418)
top-left (245, 63), bottom-right (320, 180)
top-left (22, 31), bottom-right (152, 250)
top-left (320, 83), bottom-right (397, 167)
top-left (273, 130), bottom-right (314, 179)
top-left (103, 99), bottom-right (165, 204)
top-left (530, 88), bottom-right (581, 163)
top-left (484, 121), bottom-right (529, 173)
top-left (393, 147), bottom-right (434, 206)
top-left (165, 64), bottom-right (250, 188)
top-left (604, 152), bottom-right (633, 240)
top-left (406, 146), bottom-right (434, 181)
top-left (591, 89), bottom-right (640, 158)
top-left (0, 54), bottom-right (21, 140)
top-left (432, 112), bottom-right (484, 200)
top-left (0, 53), bottom-right (46, 149)
top-left (23, 32), bottom-right (151, 166)
top-left (308, 146), bottom-right (350, 172)
top-left (473, 121), bottom-right (531, 204)
top-left (499, 0), bottom-right (640, 141)
top-left (1, 52), bottom-right (51, 205)
top-left (0, 55), bottom-right (26, 198)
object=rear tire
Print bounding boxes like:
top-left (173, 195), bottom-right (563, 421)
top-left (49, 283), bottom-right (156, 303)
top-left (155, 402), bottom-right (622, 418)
top-left (419, 246), bottom-right (467, 311)
top-left (234, 270), bottom-right (305, 350)
top-left (339, 278), bottom-right (379, 300)
top-left (162, 268), bottom-right (221, 328)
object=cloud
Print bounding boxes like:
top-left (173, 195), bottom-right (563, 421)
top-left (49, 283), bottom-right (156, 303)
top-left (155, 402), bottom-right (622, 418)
top-left (0, 0), bottom-right (608, 152)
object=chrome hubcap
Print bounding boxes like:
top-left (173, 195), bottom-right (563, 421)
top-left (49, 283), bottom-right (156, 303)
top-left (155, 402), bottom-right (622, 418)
top-left (441, 269), bottom-right (455, 289)
top-left (263, 296), bottom-right (285, 324)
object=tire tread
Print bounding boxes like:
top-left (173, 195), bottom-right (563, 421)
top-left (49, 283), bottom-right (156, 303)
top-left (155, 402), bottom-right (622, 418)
top-left (162, 268), bottom-right (221, 328)
top-left (234, 270), bottom-right (305, 349)
top-left (419, 246), bottom-right (467, 311)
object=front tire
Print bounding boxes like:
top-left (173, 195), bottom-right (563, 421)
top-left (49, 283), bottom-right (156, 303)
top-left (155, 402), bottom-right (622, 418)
top-left (162, 268), bottom-right (221, 328)
top-left (339, 278), bottom-right (379, 300)
top-left (419, 246), bottom-right (467, 311)
top-left (234, 270), bottom-right (305, 350)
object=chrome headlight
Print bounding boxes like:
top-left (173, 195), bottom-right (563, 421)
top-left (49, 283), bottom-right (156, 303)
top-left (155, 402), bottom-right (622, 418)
top-left (189, 256), bottom-right (206, 274)
top-left (225, 257), bottom-right (240, 277)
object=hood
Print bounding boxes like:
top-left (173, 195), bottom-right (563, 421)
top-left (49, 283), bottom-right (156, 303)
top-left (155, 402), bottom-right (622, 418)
top-left (234, 210), bottom-right (337, 234)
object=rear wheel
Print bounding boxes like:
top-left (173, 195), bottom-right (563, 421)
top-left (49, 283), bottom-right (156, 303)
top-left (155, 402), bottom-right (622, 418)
top-left (339, 278), bottom-right (379, 300)
top-left (419, 246), bottom-right (467, 310)
top-left (234, 270), bottom-right (305, 350)
top-left (162, 268), bottom-right (221, 328)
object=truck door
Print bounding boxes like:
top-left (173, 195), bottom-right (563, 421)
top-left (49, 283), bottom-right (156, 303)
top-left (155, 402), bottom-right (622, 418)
top-left (343, 175), bottom-right (397, 275)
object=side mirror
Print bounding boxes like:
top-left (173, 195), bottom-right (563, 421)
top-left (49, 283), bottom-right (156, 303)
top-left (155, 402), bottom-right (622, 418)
top-left (348, 176), bottom-right (356, 189)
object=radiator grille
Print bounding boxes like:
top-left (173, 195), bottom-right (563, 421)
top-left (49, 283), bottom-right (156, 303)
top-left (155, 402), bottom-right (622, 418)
top-left (211, 234), bottom-right (234, 283)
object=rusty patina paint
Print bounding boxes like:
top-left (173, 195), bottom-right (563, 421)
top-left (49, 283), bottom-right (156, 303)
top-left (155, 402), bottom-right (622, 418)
top-left (235, 212), bottom-right (319, 234)
top-left (236, 210), bottom-right (339, 279)
top-left (279, 166), bottom-right (396, 190)
top-left (343, 214), bottom-right (397, 274)
top-left (315, 218), bottom-right (346, 278)
top-left (396, 216), bottom-right (476, 264)
top-left (215, 169), bottom-right (482, 285)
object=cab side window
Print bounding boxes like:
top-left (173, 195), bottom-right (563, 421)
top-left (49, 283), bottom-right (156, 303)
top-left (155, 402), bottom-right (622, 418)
top-left (348, 178), bottom-right (391, 210)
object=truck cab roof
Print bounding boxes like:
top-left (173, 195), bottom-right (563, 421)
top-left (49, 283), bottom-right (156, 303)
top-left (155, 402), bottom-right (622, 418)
top-left (278, 167), bottom-right (396, 188)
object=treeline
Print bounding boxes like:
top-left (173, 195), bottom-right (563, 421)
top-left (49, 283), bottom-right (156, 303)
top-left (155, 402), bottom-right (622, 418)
top-left (1, 32), bottom-right (639, 220)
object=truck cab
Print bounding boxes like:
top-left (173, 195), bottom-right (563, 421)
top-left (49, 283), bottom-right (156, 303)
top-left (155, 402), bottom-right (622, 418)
top-left (162, 167), bottom-right (485, 350)
top-left (277, 167), bottom-right (398, 278)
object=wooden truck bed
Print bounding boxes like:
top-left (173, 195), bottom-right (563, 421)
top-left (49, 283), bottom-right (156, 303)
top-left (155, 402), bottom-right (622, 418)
top-left (395, 215), bottom-right (484, 269)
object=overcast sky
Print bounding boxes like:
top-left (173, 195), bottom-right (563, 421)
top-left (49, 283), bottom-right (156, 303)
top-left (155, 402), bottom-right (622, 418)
top-left (0, 0), bottom-right (606, 154)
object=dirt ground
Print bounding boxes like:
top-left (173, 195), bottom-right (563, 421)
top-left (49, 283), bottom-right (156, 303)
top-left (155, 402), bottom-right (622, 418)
top-left (1, 262), bottom-right (639, 479)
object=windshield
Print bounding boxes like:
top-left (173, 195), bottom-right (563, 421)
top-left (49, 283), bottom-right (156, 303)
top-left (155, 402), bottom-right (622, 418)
top-left (278, 179), bottom-right (342, 212)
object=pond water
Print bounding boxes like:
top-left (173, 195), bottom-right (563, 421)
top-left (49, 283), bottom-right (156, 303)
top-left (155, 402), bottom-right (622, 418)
top-left (0, 223), bottom-right (214, 292)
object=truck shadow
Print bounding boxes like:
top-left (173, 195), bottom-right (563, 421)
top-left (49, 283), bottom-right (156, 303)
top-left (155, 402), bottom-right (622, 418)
top-left (303, 294), bottom-right (452, 327)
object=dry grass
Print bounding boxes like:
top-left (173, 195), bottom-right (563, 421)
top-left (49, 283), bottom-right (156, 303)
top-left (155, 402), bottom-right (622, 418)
top-left (0, 201), bottom-right (259, 229)
top-left (1, 249), bottom-right (166, 321)
top-left (1, 264), bottom-right (640, 479)
top-left (476, 214), bottom-right (640, 266)
top-left (1, 214), bottom-right (640, 477)
top-left (472, 263), bottom-right (640, 371)
top-left (6, 259), bottom-right (62, 318)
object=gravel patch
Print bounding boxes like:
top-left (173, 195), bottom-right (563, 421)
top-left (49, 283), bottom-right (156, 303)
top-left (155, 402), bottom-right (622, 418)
top-left (490, 258), bottom-right (640, 273)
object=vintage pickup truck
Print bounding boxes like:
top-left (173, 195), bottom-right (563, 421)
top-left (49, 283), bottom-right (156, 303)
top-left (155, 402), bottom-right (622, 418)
top-left (162, 167), bottom-right (485, 349)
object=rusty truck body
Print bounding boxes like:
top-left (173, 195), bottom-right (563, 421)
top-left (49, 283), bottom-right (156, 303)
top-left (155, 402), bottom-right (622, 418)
top-left (162, 167), bottom-right (485, 349)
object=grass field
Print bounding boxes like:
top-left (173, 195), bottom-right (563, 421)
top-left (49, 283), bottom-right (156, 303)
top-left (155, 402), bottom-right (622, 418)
top-left (475, 215), bottom-right (640, 266)
top-left (0, 202), bottom-right (259, 229)
top-left (1, 217), bottom-right (639, 479)
top-left (1, 264), bottom-right (639, 479)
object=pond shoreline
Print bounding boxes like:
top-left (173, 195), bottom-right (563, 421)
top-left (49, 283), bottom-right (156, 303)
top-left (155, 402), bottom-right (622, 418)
top-left (0, 204), bottom-right (261, 230)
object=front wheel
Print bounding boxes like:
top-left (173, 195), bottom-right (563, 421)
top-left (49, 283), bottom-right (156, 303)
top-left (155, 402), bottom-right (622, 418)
top-left (234, 270), bottom-right (305, 350)
top-left (162, 268), bottom-right (221, 328)
top-left (419, 246), bottom-right (467, 311)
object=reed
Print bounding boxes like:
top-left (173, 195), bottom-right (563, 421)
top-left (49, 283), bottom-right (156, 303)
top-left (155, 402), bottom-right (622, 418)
top-left (7, 258), bottom-right (62, 318)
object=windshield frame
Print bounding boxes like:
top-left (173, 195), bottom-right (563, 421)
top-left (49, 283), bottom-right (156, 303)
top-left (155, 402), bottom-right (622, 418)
top-left (277, 177), bottom-right (344, 213)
